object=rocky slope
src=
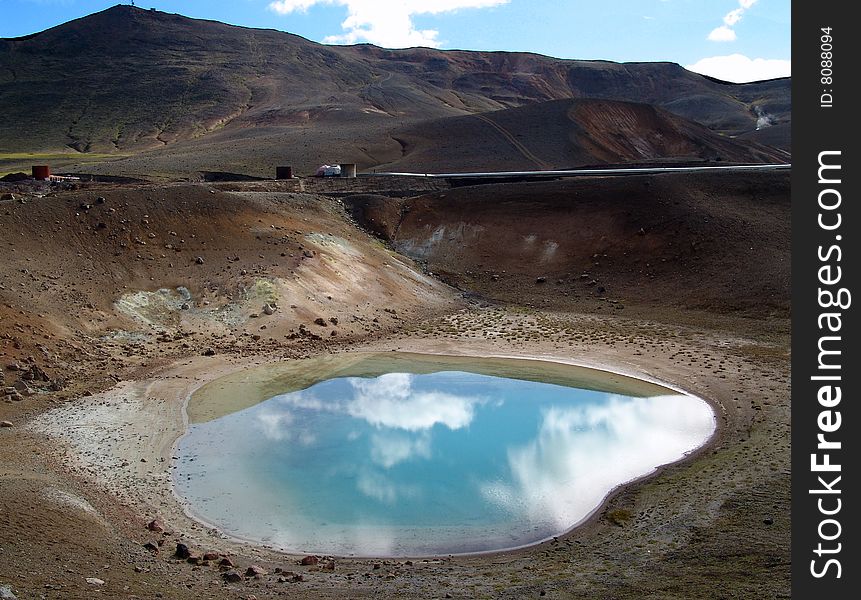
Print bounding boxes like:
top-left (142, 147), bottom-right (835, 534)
top-left (0, 5), bottom-right (789, 174)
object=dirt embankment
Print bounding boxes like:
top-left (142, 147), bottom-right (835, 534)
top-left (346, 171), bottom-right (790, 317)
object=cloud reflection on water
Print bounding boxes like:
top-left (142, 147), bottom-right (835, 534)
top-left (182, 368), bottom-right (717, 556)
top-left (347, 373), bottom-right (483, 431)
top-left (369, 430), bottom-right (432, 468)
top-left (481, 394), bottom-right (716, 530)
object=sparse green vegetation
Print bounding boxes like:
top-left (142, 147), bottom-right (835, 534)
top-left (606, 508), bottom-right (633, 527)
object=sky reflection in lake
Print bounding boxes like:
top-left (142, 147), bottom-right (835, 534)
top-left (175, 369), bottom-right (714, 556)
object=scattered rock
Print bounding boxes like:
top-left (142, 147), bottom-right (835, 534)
top-left (322, 560), bottom-right (335, 571)
top-left (202, 348), bottom-right (216, 357)
top-left (85, 578), bottom-right (104, 586)
top-left (328, 317), bottom-right (338, 325)
top-left (203, 552), bottom-right (220, 561)
top-left (0, 421), bottom-right (12, 428)
top-left (300, 555), bottom-right (319, 566)
top-left (535, 276), bottom-right (547, 284)
top-left (12, 380), bottom-right (34, 396)
top-left (0, 193), bottom-right (14, 201)
top-left (95, 196), bottom-right (106, 204)
top-left (195, 256), bottom-right (204, 265)
top-left (219, 557), bottom-right (235, 567)
top-left (143, 542), bottom-right (159, 554)
top-left (245, 565), bottom-right (268, 577)
top-left (637, 227), bottom-right (646, 236)
top-left (313, 318), bottom-right (326, 327)
top-left (763, 517), bottom-right (774, 525)
top-left (262, 303), bottom-right (276, 315)
top-left (222, 570), bottom-right (243, 583)
top-left (23, 367), bottom-right (52, 386)
top-left (174, 543), bottom-right (191, 559)
top-left (147, 518), bottom-right (165, 533)
top-left (0, 584), bottom-right (18, 599)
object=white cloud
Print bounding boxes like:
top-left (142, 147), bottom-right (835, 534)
top-left (723, 8), bottom-right (744, 26)
top-left (269, 0), bottom-right (322, 12)
top-left (356, 469), bottom-right (420, 503)
top-left (346, 372), bottom-right (483, 431)
top-left (708, 25), bottom-right (737, 42)
top-left (481, 395), bottom-right (715, 530)
top-left (707, 0), bottom-right (759, 42)
top-left (369, 431), bottom-right (432, 467)
top-left (268, 0), bottom-right (509, 48)
top-left (256, 410), bottom-right (294, 441)
top-left (685, 54), bottom-right (791, 83)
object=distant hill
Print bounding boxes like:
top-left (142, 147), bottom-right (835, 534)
top-left (378, 98), bottom-right (787, 172)
top-left (0, 5), bottom-right (790, 175)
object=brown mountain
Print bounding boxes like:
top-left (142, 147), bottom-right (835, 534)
top-left (378, 98), bottom-right (787, 172)
top-left (0, 5), bottom-right (790, 175)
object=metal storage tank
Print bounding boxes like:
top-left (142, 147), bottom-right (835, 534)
top-left (32, 165), bottom-right (51, 180)
top-left (340, 163), bottom-right (357, 178)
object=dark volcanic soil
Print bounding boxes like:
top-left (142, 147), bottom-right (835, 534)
top-left (347, 171), bottom-right (790, 316)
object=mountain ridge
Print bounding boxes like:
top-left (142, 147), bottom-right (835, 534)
top-left (0, 5), bottom-right (790, 175)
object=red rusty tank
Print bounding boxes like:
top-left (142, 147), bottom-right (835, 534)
top-left (32, 165), bottom-right (51, 180)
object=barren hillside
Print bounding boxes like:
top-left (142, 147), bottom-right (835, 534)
top-left (0, 5), bottom-right (789, 176)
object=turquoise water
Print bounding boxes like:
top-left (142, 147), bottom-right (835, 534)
top-left (174, 367), bottom-right (714, 556)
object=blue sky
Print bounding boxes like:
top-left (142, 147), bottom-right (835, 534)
top-left (1, 0), bottom-right (790, 82)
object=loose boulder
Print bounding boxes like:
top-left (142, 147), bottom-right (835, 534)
top-left (174, 543), bottom-right (191, 559)
top-left (245, 565), bottom-right (267, 577)
top-left (222, 570), bottom-right (243, 583)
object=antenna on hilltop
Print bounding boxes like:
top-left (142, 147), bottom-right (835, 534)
top-left (131, 1), bottom-right (135, 6)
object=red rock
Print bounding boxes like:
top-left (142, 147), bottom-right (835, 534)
top-left (146, 519), bottom-right (164, 533)
top-left (299, 555), bottom-right (319, 566)
top-left (219, 557), bottom-right (235, 567)
top-left (202, 552), bottom-right (219, 561)
top-left (245, 564), bottom-right (267, 577)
